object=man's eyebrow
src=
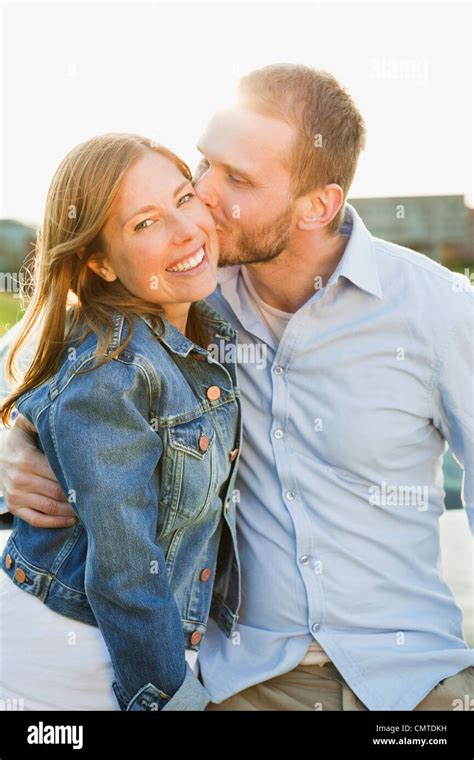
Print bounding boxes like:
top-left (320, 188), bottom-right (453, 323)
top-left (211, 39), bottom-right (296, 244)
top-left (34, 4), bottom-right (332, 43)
top-left (122, 179), bottom-right (192, 226)
top-left (196, 145), bottom-right (255, 182)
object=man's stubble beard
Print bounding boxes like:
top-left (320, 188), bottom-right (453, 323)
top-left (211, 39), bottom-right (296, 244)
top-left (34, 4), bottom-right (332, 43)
top-left (217, 201), bottom-right (296, 267)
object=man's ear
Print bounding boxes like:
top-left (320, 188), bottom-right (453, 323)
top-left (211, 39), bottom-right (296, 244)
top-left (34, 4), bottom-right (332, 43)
top-left (296, 184), bottom-right (344, 231)
top-left (76, 246), bottom-right (118, 283)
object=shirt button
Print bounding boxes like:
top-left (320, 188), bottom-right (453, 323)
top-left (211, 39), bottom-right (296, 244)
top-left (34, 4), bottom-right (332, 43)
top-left (198, 435), bottom-right (209, 452)
top-left (274, 429), bottom-right (284, 439)
top-left (300, 555), bottom-right (310, 565)
top-left (286, 490), bottom-right (296, 500)
top-left (229, 448), bottom-right (239, 462)
top-left (200, 568), bottom-right (212, 582)
top-left (5, 553), bottom-right (13, 569)
top-left (14, 568), bottom-right (26, 583)
top-left (206, 385), bottom-right (221, 401)
top-left (273, 366), bottom-right (284, 374)
top-left (190, 631), bottom-right (202, 645)
top-left (312, 623), bottom-right (320, 632)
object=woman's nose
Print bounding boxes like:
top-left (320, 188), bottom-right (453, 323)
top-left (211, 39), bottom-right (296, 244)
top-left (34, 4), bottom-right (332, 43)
top-left (170, 214), bottom-right (200, 245)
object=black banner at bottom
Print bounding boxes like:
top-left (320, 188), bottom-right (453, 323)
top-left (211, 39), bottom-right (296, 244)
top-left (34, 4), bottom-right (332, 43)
top-left (0, 708), bottom-right (472, 758)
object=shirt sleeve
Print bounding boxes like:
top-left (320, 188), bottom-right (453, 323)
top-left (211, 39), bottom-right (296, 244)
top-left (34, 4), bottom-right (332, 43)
top-left (432, 283), bottom-right (474, 535)
top-left (38, 353), bottom-right (211, 711)
top-left (0, 316), bottom-right (40, 512)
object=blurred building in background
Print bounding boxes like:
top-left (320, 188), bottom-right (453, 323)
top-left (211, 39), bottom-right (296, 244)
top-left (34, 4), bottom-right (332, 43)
top-left (0, 219), bottom-right (36, 276)
top-left (350, 195), bottom-right (473, 266)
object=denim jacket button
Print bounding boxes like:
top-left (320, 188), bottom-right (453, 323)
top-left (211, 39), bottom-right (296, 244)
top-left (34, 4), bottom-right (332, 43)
top-left (190, 631), bottom-right (202, 645)
top-left (198, 435), bottom-right (209, 452)
top-left (5, 553), bottom-right (13, 569)
top-left (206, 385), bottom-right (221, 401)
top-left (14, 568), bottom-right (26, 583)
top-left (229, 448), bottom-right (239, 462)
top-left (200, 568), bottom-right (212, 582)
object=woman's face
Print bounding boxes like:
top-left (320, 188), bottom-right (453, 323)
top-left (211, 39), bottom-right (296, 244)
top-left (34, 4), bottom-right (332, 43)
top-left (91, 149), bottom-right (219, 307)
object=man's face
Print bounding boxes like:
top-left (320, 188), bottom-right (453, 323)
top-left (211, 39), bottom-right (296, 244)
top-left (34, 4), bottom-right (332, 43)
top-left (194, 105), bottom-right (298, 266)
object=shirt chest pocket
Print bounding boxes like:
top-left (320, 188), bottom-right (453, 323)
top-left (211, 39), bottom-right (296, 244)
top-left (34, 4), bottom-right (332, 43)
top-left (157, 414), bottom-right (218, 532)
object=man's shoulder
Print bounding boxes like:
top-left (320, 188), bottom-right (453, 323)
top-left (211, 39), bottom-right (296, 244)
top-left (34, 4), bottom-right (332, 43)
top-left (373, 236), bottom-right (473, 310)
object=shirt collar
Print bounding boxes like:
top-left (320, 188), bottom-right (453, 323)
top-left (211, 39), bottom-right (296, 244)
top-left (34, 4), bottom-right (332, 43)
top-left (217, 202), bottom-right (383, 310)
top-left (330, 203), bottom-right (383, 299)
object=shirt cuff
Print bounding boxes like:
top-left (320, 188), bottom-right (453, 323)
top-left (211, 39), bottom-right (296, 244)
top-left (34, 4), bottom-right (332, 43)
top-left (112, 662), bottom-right (211, 711)
top-left (161, 661), bottom-right (211, 711)
top-left (0, 494), bottom-right (9, 515)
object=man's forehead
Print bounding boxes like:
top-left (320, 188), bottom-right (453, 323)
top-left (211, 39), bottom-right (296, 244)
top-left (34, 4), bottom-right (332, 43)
top-left (198, 105), bottom-right (294, 172)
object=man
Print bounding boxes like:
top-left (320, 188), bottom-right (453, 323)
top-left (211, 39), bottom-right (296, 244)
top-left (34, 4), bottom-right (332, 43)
top-left (1, 63), bottom-right (473, 711)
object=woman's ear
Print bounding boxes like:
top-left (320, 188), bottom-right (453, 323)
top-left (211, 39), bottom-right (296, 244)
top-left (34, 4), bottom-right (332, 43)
top-left (76, 246), bottom-right (118, 282)
top-left (86, 258), bottom-right (118, 283)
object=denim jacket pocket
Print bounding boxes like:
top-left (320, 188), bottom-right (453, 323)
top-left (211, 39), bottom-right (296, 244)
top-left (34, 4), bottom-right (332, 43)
top-left (158, 414), bottom-right (218, 531)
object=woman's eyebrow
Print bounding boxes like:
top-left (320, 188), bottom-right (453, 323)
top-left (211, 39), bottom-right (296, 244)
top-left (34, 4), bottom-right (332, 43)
top-left (122, 180), bottom-right (192, 226)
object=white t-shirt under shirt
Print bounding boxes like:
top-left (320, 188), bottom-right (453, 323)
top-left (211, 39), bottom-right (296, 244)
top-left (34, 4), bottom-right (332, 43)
top-left (240, 266), bottom-right (293, 342)
top-left (240, 266), bottom-right (332, 668)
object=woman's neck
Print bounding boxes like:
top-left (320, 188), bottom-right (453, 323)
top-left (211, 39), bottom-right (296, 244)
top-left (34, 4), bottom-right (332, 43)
top-left (160, 302), bottom-right (191, 335)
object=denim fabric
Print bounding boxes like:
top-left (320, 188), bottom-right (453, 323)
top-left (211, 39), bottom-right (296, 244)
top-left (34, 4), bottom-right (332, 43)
top-left (1, 299), bottom-right (243, 711)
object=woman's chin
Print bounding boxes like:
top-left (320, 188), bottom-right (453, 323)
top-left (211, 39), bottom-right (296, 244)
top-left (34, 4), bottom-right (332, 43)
top-left (190, 277), bottom-right (218, 302)
top-left (172, 272), bottom-right (218, 303)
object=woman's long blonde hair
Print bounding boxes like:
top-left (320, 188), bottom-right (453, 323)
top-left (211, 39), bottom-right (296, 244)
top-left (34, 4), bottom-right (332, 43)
top-left (0, 133), bottom-right (210, 426)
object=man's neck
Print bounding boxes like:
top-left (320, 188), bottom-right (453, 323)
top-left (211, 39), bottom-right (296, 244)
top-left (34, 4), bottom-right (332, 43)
top-left (242, 229), bottom-right (349, 313)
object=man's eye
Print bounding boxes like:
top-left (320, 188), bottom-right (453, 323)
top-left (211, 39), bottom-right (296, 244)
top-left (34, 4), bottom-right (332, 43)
top-left (178, 192), bottom-right (195, 206)
top-left (193, 158), bottom-right (209, 179)
top-left (134, 218), bottom-right (154, 231)
top-left (229, 174), bottom-right (247, 185)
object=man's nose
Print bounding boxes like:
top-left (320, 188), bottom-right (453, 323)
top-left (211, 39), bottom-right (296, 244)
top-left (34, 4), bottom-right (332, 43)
top-left (194, 174), bottom-right (218, 209)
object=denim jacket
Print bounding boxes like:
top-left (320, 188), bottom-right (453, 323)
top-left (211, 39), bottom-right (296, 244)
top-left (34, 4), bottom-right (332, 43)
top-left (1, 298), bottom-right (243, 711)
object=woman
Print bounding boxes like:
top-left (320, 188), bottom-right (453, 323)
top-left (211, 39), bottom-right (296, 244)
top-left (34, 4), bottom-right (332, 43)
top-left (0, 133), bottom-right (242, 711)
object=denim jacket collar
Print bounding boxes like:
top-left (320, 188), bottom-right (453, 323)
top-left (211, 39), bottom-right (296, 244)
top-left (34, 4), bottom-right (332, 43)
top-left (108, 297), bottom-right (238, 359)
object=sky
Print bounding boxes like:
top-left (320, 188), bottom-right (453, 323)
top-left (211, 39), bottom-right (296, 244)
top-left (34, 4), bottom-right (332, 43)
top-left (0, 0), bottom-right (472, 227)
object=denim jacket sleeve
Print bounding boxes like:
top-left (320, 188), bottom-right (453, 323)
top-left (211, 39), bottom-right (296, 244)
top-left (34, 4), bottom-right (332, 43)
top-left (45, 352), bottom-right (211, 711)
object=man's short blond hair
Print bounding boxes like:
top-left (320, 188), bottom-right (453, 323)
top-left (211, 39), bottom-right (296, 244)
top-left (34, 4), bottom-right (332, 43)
top-left (238, 63), bottom-right (367, 233)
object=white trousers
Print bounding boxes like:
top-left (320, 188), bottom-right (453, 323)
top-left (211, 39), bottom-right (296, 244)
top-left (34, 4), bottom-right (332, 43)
top-left (0, 571), bottom-right (199, 710)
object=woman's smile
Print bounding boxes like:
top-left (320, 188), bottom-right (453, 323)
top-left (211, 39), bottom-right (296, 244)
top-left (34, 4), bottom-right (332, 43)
top-left (165, 244), bottom-right (209, 274)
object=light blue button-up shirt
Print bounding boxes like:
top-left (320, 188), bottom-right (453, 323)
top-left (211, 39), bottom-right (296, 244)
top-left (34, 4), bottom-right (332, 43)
top-left (200, 203), bottom-right (474, 711)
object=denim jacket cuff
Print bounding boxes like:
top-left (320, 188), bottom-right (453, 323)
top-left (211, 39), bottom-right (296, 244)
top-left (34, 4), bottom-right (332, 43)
top-left (112, 679), bottom-right (171, 711)
top-left (112, 662), bottom-right (211, 711)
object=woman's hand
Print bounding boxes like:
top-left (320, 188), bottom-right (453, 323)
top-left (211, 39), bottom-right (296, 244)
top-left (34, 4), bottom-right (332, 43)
top-left (0, 413), bottom-right (77, 528)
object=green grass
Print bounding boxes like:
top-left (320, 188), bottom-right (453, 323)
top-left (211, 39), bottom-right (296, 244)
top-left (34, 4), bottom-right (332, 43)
top-left (0, 293), bottom-right (26, 338)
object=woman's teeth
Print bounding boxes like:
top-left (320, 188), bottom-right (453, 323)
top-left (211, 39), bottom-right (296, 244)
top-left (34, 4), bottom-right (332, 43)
top-left (166, 247), bottom-right (205, 272)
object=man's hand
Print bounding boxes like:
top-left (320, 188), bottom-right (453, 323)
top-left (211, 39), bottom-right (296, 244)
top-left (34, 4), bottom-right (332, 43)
top-left (0, 413), bottom-right (77, 528)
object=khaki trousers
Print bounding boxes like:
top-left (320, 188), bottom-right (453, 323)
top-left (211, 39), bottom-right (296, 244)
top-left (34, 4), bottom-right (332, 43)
top-left (204, 661), bottom-right (474, 711)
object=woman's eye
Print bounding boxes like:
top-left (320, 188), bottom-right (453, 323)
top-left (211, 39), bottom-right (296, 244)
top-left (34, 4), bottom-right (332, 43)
top-left (135, 218), bottom-right (154, 232)
top-left (229, 174), bottom-right (245, 185)
top-left (178, 192), bottom-right (195, 206)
